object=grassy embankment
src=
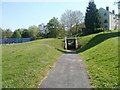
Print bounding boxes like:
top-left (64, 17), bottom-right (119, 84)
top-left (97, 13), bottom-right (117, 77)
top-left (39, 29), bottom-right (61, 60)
top-left (77, 30), bottom-right (119, 88)
top-left (2, 39), bottom-right (65, 88)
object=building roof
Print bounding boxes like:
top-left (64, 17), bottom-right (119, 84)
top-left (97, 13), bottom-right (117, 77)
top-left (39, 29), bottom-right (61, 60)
top-left (98, 7), bottom-right (116, 15)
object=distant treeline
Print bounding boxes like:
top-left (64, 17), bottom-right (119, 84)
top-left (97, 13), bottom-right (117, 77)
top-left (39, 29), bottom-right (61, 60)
top-left (0, 26), bottom-right (42, 39)
top-left (0, 1), bottom-right (107, 39)
top-left (0, 10), bottom-right (86, 39)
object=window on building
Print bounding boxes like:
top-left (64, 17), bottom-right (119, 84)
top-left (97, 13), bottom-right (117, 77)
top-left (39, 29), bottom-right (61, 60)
top-left (105, 26), bottom-right (107, 28)
top-left (113, 17), bottom-right (116, 19)
top-left (104, 20), bottom-right (108, 23)
top-left (104, 13), bottom-right (107, 16)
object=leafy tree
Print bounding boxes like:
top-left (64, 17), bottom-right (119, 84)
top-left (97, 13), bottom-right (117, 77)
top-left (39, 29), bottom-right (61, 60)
top-left (12, 29), bottom-right (22, 38)
top-left (85, 0), bottom-right (100, 34)
top-left (2, 30), bottom-right (6, 38)
top-left (114, 1), bottom-right (120, 17)
top-left (71, 23), bottom-right (85, 36)
top-left (119, 1), bottom-right (120, 8)
top-left (118, 14), bottom-right (120, 17)
top-left (46, 17), bottom-right (60, 38)
top-left (5, 29), bottom-right (13, 38)
top-left (0, 28), bottom-right (13, 38)
top-left (28, 25), bottom-right (40, 38)
top-left (0, 28), bottom-right (3, 38)
top-left (118, 1), bottom-right (120, 30)
top-left (22, 29), bottom-right (30, 38)
top-left (118, 1), bottom-right (120, 17)
top-left (57, 24), bottom-right (65, 38)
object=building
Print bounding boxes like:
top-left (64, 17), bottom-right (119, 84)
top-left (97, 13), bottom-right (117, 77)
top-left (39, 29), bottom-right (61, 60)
top-left (118, 2), bottom-right (120, 30)
top-left (98, 7), bottom-right (118, 30)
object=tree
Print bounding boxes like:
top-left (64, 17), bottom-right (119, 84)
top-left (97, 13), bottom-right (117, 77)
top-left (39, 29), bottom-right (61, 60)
top-left (57, 24), bottom-right (65, 38)
top-left (46, 17), bottom-right (60, 38)
top-left (71, 23), bottom-right (85, 36)
top-left (12, 29), bottom-right (22, 38)
top-left (28, 25), bottom-right (40, 38)
top-left (2, 30), bottom-right (6, 38)
top-left (118, 1), bottom-right (120, 30)
top-left (0, 28), bottom-right (3, 38)
top-left (118, 1), bottom-right (120, 8)
top-left (85, 0), bottom-right (100, 34)
top-left (5, 29), bottom-right (13, 38)
top-left (22, 29), bottom-right (30, 38)
top-left (72, 11), bottom-right (84, 34)
top-left (38, 23), bottom-right (47, 38)
top-left (60, 10), bottom-right (84, 35)
top-left (118, 1), bottom-right (120, 17)
top-left (60, 10), bottom-right (74, 35)
top-left (38, 23), bottom-right (46, 34)
top-left (0, 28), bottom-right (13, 38)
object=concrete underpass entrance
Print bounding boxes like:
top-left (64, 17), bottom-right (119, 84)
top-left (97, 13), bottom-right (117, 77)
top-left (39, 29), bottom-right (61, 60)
top-left (65, 37), bottom-right (78, 50)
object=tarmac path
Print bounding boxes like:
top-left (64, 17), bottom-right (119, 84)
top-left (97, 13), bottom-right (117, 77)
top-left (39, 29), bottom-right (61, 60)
top-left (40, 51), bottom-right (90, 88)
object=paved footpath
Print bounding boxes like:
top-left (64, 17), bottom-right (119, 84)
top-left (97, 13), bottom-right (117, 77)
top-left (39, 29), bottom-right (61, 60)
top-left (40, 51), bottom-right (90, 88)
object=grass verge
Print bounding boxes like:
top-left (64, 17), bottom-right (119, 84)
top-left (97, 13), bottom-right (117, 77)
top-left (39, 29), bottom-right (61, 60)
top-left (2, 38), bottom-right (65, 88)
top-left (77, 30), bottom-right (119, 88)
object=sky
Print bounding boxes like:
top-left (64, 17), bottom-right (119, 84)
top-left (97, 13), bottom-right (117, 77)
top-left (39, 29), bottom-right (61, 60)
top-left (1, 0), bottom-right (119, 31)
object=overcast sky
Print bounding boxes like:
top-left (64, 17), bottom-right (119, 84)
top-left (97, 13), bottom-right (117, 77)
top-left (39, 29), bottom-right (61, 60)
top-left (1, 0), bottom-right (119, 31)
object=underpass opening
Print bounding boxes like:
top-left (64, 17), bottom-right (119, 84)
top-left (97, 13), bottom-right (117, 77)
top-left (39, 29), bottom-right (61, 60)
top-left (66, 39), bottom-right (76, 50)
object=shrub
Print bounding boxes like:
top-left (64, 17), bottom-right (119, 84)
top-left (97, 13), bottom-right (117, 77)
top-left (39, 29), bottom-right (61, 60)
top-left (96, 28), bottom-right (105, 32)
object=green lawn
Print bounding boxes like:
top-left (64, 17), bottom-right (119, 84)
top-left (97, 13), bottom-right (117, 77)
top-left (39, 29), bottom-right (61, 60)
top-left (2, 39), bottom-right (65, 88)
top-left (77, 30), bottom-right (119, 88)
top-left (2, 30), bottom-right (120, 88)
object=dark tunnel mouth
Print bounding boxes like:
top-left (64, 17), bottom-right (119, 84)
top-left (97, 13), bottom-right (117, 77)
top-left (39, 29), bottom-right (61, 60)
top-left (66, 39), bottom-right (76, 50)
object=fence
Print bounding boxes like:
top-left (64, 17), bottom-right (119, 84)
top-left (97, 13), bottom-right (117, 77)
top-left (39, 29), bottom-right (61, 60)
top-left (0, 38), bottom-right (33, 44)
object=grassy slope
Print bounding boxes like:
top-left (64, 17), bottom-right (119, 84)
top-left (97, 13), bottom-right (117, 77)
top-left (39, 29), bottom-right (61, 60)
top-left (2, 39), bottom-right (65, 88)
top-left (77, 30), bottom-right (119, 88)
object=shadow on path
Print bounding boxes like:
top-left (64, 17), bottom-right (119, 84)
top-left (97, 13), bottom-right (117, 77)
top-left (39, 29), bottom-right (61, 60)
top-left (56, 48), bottom-right (77, 54)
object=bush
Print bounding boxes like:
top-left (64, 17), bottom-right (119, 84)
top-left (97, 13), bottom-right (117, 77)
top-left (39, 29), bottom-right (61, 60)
top-left (96, 28), bottom-right (105, 32)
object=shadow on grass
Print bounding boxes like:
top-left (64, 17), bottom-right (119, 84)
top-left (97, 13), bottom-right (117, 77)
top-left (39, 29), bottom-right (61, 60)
top-left (55, 48), bottom-right (66, 53)
top-left (77, 32), bottom-right (120, 53)
top-left (55, 48), bottom-right (77, 54)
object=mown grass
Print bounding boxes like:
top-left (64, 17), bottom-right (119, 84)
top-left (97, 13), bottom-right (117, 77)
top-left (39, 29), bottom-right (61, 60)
top-left (77, 30), bottom-right (119, 88)
top-left (2, 39), bottom-right (65, 88)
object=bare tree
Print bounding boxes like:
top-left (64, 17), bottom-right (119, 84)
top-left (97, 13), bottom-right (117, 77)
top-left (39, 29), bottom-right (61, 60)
top-left (72, 11), bottom-right (84, 33)
top-left (60, 10), bottom-right (84, 35)
top-left (38, 23), bottom-right (46, 34)
top-left (60, 10), bottom-right (74, 32)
